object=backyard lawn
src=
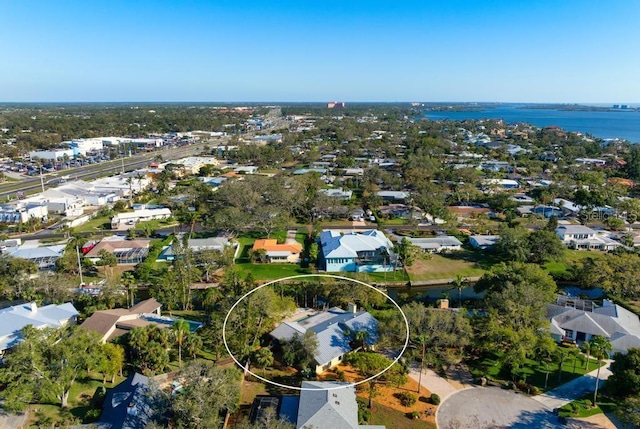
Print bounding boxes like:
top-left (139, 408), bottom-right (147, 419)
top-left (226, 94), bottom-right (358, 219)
top-left (544, 250), bottom-right (606, 278)
top-left (235, 262), bottom-right (312, 281)
top-left (405, 253), bottom-right (487, 283)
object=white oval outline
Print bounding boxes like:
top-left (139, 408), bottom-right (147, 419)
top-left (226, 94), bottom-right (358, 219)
top-left (222, 274), bottom-right (410, 391)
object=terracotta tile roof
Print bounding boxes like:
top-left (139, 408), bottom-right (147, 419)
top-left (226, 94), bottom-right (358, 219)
top-left (252, 239), bottom-right (302, 253)
top-left (84, 239), bottom-right (151, 258)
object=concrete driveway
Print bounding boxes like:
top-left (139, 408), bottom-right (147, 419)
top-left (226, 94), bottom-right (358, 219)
top-left (437, 387), bottom-right (559, 429)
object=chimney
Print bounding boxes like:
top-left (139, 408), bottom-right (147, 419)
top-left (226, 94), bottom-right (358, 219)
top-left (438, 299), bottom-right (449, 309)
top-left (29, 302), bottom-right (38, 313)
top-left (347, 303), bottom-right (357, 314)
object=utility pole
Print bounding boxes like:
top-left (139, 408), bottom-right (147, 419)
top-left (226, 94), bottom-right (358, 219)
top-left (39, 166), bottom-right (45, 192)
top-left (76, 245), bottom-right (84, 285)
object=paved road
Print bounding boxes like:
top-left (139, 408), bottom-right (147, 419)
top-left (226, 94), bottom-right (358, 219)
top-left (437, 387), bottom-right (558, 429)
top-left (532, 360), bottom-right (613, 410)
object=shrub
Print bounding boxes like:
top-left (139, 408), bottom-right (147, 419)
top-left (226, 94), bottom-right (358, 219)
top-left (410, 411), bottom-right (420, 419)
top-left (336, 369), bottom-right (346, 381)
top-left (430, 393), bottom-right (441, 405)
top-left (397, 392), bottom-right (417, 407)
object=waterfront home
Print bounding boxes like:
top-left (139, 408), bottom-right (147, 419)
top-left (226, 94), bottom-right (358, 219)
top-left (319, 230), bottom-right (396, 272)
top-left (548, 296), bottom-right (640, 355)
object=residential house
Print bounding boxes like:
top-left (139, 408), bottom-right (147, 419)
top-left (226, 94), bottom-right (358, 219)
top-left (349, 208), bottom-right (365, 221)
top-left (0, 302), bottom-right (79, 354)
top-left (2, 244), bottom-right (66, 270)
top-left (98, 373), bottom-right (159, 429)
top-left (270, 305), bottom-right (378, 374)
top-left (405, 236), bottom-right (463, 253)
top-left (319, 188), bottom-right (353, 200)
top-left (111, 207), bottom-right (171, 230)
top-left (469, 235), bottom-right (499, 250)
top-left (482, 178), bottom-right (520, 190)
top-left (319, 230), bottom-right (396, 272)
top-left (80, 298), bottom-right (201, 343)
top-left (548, 296), bottom-right (640, 355)
top-left (252, 239), bottom-right (302, 263)
top-left (249, 381), bottom-right (386, 429)
top-left (296, 381), bottom-right (385, 428)
top-left (375, 190), bottom-right (409, 202)
top-left (158, 236), bottom-right (235, 261)
top-left (84, 236), bottom-right (151, 265)
top-left (555, 225), bottom-right (622, 251)
top-left (516, 205), bottom-right (562, 218)
top-left (378, 204), bottom-right (423, 220)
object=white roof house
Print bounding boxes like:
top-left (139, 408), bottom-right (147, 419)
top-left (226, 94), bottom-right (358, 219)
top-left (319, 230), bottom-right (396, 272)
top-left (270, 306), bottom-right (378, 375)
top-left (405, 236), bottom-right (463, 253)
top-left (296, 381), bottom-right (385, 429)
top-left (555, 225), bottom-right (623, 251)
top-left (111, 208), bottom-right (171, 230)
top-left (4, 244), bottom-right (66, 269)
top-left (548, 297), bottom-right (640, 355)
top-left (0, 302), bottom-right (79, 353)
top-left (469, 235), bottom-right (499, 250)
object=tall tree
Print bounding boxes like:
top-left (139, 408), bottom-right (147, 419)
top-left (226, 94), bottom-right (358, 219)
top-left (346, 352), bottom-right (407, 408)
top-left (590, 335), bottom-right (612, 406)
top-left (170, 362), bottom-right (241, 429)
top-left (0, 326), bottom-right (104, 410)
top-left (173, 319), bottom-right (191, 367)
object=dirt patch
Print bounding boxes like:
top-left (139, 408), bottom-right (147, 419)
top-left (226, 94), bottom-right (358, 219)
top-left (323, 364), bottom-right (438, 424)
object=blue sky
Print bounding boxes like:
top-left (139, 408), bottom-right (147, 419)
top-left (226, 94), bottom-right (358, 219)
top-left (1, 0), bottom-right (639, 102)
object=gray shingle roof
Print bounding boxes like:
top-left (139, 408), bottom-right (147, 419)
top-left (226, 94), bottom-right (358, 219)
top-left (297, 382), bottom-right (359, 429)
top-left (270, 308), bottom-right (379, 366)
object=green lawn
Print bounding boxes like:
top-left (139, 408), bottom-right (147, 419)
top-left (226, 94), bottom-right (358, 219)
top-left (358, 399), bottom-right (436, 429)
top-left (73, 214), bottom-right (112, 233)
top-left (557, 398), bottom-right (605, 418)
top-left (469, 349), bottom-right (603, 392)
top-left (544, 250), bottom-right (606, 278)
top-left (28, 375), bottom-right (124, 428)
top-left (235, 262), bottom-right (312, 281)
top-left (406, 253), bottom-right (488, 282)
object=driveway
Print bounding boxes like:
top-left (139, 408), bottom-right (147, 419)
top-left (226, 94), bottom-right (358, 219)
top-left (0, 404), bottom-right (28, 429)
top-left (437, 387), bottom-right (558, 429)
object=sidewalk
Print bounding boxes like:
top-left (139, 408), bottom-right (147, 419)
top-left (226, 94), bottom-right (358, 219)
top-left (407, 365), bottom-right (462, 401)
top-left (532, 360), bottom-right (613, 409)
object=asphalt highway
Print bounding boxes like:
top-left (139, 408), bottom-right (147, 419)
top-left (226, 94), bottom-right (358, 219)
top-left (0, 142), bottom-right (210, 200)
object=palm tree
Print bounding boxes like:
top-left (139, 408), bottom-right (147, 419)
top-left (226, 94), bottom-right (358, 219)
top-left (581, 340), bottom-right (592, 369)
top-left (353, 330), bottom-right (370, 351)
top-left (172, 319), bottom-right (191, 367)
top-left (253, 347), bottom-right (274, 376)
top-left (120, 272), bottom-right (137, 308)
top-left (416, 333), bottom-right (429, 394)
top-left (126, 176), bottom-right (134, 207)
top-left (183, 333), bottom-right (202, 360)
top-left (590, 335), bottom-right (612, 406)
top-left (554, 347), bottom-right (569, 383)
top-left (451, 274), bottom-right (466, 308)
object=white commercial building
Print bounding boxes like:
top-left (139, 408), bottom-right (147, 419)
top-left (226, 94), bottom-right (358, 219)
top-left (28, 149), bottom-right (75, 161)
